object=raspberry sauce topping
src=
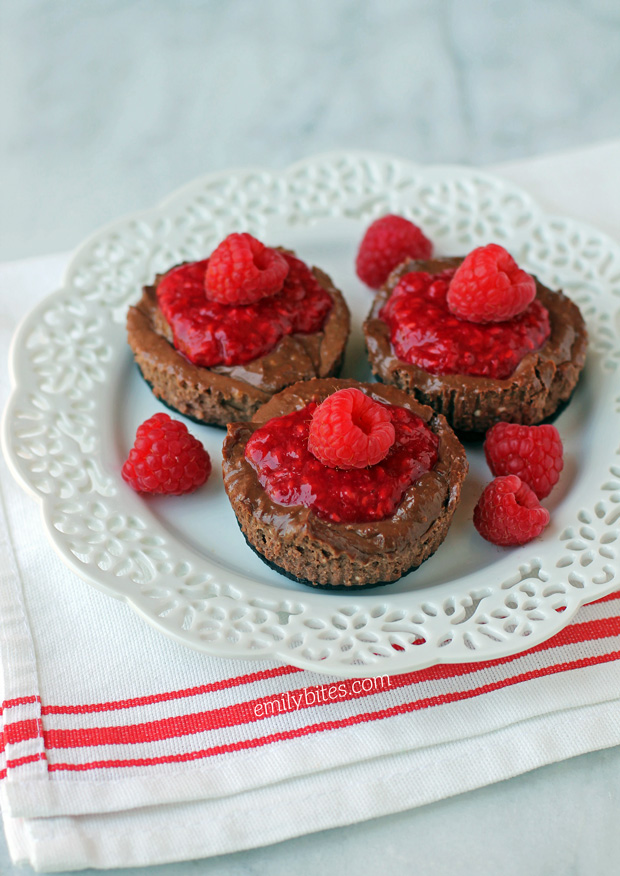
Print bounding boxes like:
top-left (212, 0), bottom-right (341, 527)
top-left (157, 253), bottom-right (333, 368)
top-left (380, 269), bottom-right (551, 380)
top-left (245, 399), bottom-right (439, 524)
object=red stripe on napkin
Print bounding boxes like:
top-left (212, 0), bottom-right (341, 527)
top-left (8, 613), bottom-right (617, 751)
top-left (45, 648), bottom-right (620, 773)
top-left (40, 665), bottom-right (302, 716)
top-left (0, 695), bottom-right (41, 714)
top-left (5, 752), bottom-right (47, 770)
top-left (587, 592), bottom-right (620, 604)
top-left (16, 608), bottom-right (620, 722)
top-left (2, 593), bottom-right (619, 781)
top-left (4, 718), bottom-right (43, 746)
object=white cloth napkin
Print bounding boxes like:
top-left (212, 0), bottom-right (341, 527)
top-left (2, 140), bottom-right (620, 872)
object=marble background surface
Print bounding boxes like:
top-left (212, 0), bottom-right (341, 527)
top-left (2, 0), bottom-right (620, 261)
top-left (1, 1), bottom-right (620, 874)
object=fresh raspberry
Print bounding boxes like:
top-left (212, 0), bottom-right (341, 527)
top-left (484, 423), bottom-right (563, 499)
top-left (446, 244), bottom-right (536, 323)
top-left (122, 413), bottom-right (211, 495)
top-left (473, 475), bottom-right (550, 546)
top-left (355, 215), bottom-right (433, 289)
top-left (205, 233), bottom-right (289, 305)
top-left (307, 388), bottom-right (396, 470)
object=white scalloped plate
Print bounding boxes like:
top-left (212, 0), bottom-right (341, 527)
top-left (3, 151), bottom-right (620, 678)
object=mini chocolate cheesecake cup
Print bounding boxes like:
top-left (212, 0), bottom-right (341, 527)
top-left (363, 257), bottom-right (588, 434)
top-left (127, 258), bottom-right (351, 428)
top-left (222, 378), bottom-right (468, 589)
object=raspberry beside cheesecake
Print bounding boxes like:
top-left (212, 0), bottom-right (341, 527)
top-left (222, 378), bottom-right (468, 589)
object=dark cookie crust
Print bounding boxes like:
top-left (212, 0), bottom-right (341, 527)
top-left (363, 257), bottom-right (588, 433)
top-left (126, 260), bottom-right (350, 428)
top-left (222, 378), bottom-right (468, 589)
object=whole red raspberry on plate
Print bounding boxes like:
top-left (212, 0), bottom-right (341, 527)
top-left (355, 215), bottom-right (433, 289)
top-left (122, 413), bottom-right (211, 495)
top-left (205, 232), bottom-right (289, 305)
top-left (484, 422), bottom-right (563, 499)
top-left (446, 243), bottom-right (536, 323)
top-left (473, 475), bottom-right (550, 546)
top-left (308, 388), bottom-right (396, 469)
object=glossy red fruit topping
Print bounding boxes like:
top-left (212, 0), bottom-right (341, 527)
top-left (356, 215), bottom-right (433, 289)
top-left (484, 422), bottom-right (563, 500)
top-left (308, 388), bottom-right (396, 469)
top-left (245, 399), bottom-right (439, 524)
top-left (446, 244), bottom-right (536, 323)
top-left (205, 233), bottom-right (289, 304)
top-left (122, 413), bottom-right (211, 495)
top-left (473, 475), bottom-right (550, 546)
top-left (380, 268), bottom-right (550, 379)
top-left (157, 253), bottom-right (333, 367)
